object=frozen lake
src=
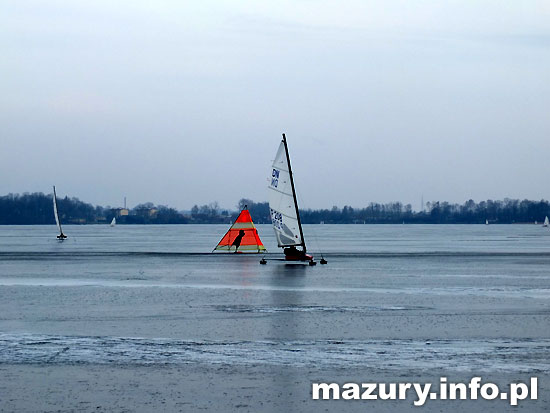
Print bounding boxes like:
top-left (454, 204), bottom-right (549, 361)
top-left (1, 224), bottom-right (549, 411)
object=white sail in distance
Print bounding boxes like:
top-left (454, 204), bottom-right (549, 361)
top-left (268, 140), bottom-right (303, 247)
top-left (110, 217), bottom-right (116, 227)
top-left (52, 186), bottom-right (62, 235)
top-left (544, 216), bottom-right (549, 227)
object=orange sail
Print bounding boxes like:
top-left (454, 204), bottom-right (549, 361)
top-left (213, 208), bottom-right (267, 253)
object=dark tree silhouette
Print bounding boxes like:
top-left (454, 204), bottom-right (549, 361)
top-left (1, 193), bottom-right (549, 225)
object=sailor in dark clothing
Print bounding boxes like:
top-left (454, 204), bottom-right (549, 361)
top-left (232, 230), bottom-right (246, 253)
top-left (284, 246), bottom-right (298, 256)
top-left (284, 246), bottom-right (305, 259)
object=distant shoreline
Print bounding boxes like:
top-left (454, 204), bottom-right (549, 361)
top-left (1, 193), bottom-right (549, 225)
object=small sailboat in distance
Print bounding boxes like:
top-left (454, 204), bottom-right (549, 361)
top-left (110, 217), bottom-right (116, 227)
top-left (544, 216), bottom-right (549, 227)
top-left (52, 186), bottom-right (67, 240)
top-left (485, 219), bottom-right (489, 225)
top-left (265, 134), bottom-right (323, 265)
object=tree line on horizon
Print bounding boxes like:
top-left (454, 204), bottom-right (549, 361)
top-left (0, 192), bottom-right (549, 225)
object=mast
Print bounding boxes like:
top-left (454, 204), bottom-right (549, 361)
top-left (281, 133), bottom-right (306, 252)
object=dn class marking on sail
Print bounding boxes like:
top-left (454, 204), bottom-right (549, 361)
top-left (271, 169), bottom-right (280, 188)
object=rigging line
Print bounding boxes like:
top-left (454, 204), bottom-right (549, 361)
top-left (227, 206), bottom-right (245, 252)
top-left (291, 170), bottom-right (326, 261)
top-left (226, 207), bottom-right (239, 252)
top-left (227, 212), bottom-right (232, 250)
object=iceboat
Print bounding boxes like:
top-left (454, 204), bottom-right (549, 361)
top-left (52, 186), bottom-right (67, 240)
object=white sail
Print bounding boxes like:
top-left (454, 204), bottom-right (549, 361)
top-left (52, 187), bottom-right (62, 234)
top-left (544, 216), bottom-right (549, 227)
top-left (485, 219), bottom-right (489, 225)
top-left (110, 217), bottom-right (116, 227)
top-left (268, 140), bottom-right (302, 247)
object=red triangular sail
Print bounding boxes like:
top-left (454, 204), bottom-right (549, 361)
top-left (213, 209), bottom-right (267, 253)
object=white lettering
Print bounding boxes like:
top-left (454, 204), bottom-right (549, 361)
top-left (412, 383), bottom-right (431, 406)
top-left (449, 383), bottom-right (467, 399)
top-left (310, 377), bottom-right (538, 406)
top-left (398, 383), bottom-right (411, 399)
top-left (361, 383), bottom-right (377, 400)
top-left (379, 383), bottom-right (396, 400)
top-left (440, 377), bottom-right (447, 400)
top-left (510, 383), bottom-right (528, 406)
top-left (341, 383), bottom-right (360, 400)
top-left (531, 377), bottom-right (538, 400)
top-left (469, 377), bottom-right (481, 399)
top-left (312, 383), bottom-right (339, 400)
top-left (480, 383), bottom-right (499, 400)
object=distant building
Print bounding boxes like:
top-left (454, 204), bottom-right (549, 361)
top-left (69, 218), bottom-right (86, 224)
top-left (118, 208), bottom-right (129, 216)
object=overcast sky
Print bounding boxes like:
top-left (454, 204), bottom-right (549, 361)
top-left (1, 0), bottom-right (549, 210)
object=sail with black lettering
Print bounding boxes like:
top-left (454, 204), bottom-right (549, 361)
top-left (268, 138), bottom-right (303, 248)
top-left (267, 134), bottom-right (321, 264)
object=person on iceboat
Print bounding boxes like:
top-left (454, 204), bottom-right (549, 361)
top-left (284, 246), bottom-right (307, 259)
top-left (232, 230), bottom-right (246, 252)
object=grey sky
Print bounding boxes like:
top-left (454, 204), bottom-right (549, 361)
top-left (1, 0), bottom-right (549, 210)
